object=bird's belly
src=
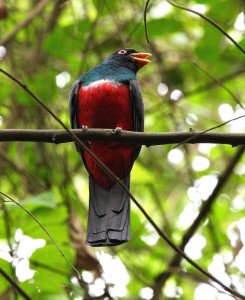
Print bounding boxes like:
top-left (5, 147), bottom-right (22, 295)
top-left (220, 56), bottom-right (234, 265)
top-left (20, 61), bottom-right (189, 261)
top-left (83, 143), bottom-right (134, 189)
top-left (78, 81), bottom-right (134, 189)
top-left (78, 80), bottom-right (133, 130)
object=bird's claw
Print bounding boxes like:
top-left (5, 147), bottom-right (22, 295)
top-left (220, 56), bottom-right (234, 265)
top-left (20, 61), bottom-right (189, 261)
top-left (112, 127), bottom-right (122, 135)
top-left (80, 125), bottom-right (91, 144)
top-left (81, 125), bottom-right (88, 132)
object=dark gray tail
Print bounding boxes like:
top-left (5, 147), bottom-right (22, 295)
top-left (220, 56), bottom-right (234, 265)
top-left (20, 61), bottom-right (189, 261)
top-left (86, 175), bottom-right (131, 246)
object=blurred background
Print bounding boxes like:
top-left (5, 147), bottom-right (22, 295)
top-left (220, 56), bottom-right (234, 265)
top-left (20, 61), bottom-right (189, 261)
top-left (0, 0), bottom-right (245, 299)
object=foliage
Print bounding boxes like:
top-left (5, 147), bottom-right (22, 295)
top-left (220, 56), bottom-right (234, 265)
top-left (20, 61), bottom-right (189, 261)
top-left (0, 0), bottom-right (244, 299)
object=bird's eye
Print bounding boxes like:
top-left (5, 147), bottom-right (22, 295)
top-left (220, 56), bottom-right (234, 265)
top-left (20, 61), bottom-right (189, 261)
top-left (117, 49), bottom-right (127, 55)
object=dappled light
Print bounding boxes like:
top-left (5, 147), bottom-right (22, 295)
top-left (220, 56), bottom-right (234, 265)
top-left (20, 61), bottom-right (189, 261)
top-left (234, 12), bottom-right (245, 31)
top-left (56, 71), bottom-right (71, 89)
top-left (192, 155), bottom-right (210, 171)
top-left (170, 89), bottom-right (184, 101)
top-left (0, 46), bottom-right (6, 59)
top-left (164, 281), bottom-right (183, 299)
top-left (0, 229), bottom-right (46, 282)
top-left (167, 148), bottom-right (184, 165)
top-left (184, 233), bottom-right (207, 260)
top-left (157, 82), bottom-right (169, 97)
top-left (139, 287), bottom-right (154, 300)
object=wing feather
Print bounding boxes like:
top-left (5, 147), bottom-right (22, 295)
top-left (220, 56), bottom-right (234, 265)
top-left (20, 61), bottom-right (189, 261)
top-left (129, 79), bottom-right (144, 161)
top-left (69, 79), bottom-right (84, 156)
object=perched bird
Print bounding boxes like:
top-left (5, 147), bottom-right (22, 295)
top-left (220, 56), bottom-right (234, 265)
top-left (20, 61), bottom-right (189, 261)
top-left (69, 49), bottom-right (151, 246)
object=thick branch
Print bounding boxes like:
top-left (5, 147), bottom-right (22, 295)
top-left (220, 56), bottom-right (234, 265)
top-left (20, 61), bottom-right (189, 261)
top-left (0, 129), bottom-right (244, 146)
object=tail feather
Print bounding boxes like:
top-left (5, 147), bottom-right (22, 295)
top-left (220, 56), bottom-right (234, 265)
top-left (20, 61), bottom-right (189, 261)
top-left (86, 175), bottom-right (131, 246)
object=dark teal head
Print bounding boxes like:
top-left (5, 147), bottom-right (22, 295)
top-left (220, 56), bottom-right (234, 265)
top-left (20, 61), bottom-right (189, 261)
top-left (79, 49), bottom-right (151, 85)
top-left (103, 48), bottom-right (152, 73)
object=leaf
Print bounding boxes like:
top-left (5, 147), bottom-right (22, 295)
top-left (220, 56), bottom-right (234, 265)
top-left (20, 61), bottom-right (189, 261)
top-left (21, 192), bottom-right (57, 210)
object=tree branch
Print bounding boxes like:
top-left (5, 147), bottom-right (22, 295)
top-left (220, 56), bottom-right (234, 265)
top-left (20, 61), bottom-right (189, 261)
top-left (0, 268), bottom-right (33, 300)
top-left (144, 0), bottom-right (245, 55)
top-left (153, 145), bottom-right (245, 299)
top-left (185, 68), bottom-right (245, 97)
top-left (193, 62), bottom-right (244, 110)
top-left (1, 68), bottom-right (245, 300)
top-left (0, 129), bottom-right (244, 146)
top-left (0, 0), bottom-right (50, 45)
top-left (0, 149), bottom-right (45, 193)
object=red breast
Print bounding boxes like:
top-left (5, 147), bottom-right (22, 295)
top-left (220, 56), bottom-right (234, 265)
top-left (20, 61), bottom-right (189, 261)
top-left (77, 81), bottom-right (134, 189)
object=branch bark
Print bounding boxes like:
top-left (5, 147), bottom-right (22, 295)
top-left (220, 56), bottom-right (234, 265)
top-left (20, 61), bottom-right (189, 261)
top-left (0, 129), bottom-right (244, 146)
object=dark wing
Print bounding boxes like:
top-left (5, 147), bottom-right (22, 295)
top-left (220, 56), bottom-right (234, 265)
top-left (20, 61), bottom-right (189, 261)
top-left (69, 79), bottom-right (81, 129)
top-left (69, 79), bottom-right (83, 154)
top-left (129, 79), bottom-right (144, 161)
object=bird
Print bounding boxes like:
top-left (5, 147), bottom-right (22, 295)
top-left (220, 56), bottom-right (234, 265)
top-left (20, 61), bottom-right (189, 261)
top-left (69, 48), bottom-right (151, 246)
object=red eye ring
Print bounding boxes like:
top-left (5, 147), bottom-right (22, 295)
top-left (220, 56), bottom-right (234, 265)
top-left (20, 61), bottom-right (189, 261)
top-left (118, 49), bottom-right (127, 55)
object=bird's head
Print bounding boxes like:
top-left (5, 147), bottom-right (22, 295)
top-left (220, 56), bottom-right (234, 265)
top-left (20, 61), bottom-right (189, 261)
top-left (103, 48), bottom-right (152, 73)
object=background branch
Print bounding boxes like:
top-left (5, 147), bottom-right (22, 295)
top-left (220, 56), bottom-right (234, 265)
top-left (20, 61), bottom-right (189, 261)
top-left (0, 0), bottom-right (50, 45)
top-left (193, 62), bottom-right (244, 109)
top-left (152, 145), bottom-right (245, 299)
top-left (0, 129), bottom-right (244, 146)
top-left (0, 268), bottom-right (32, 300)
top-left (144, 0), bottom-right (245, 54)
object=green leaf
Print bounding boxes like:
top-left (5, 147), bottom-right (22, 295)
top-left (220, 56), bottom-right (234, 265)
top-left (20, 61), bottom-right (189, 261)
top-left (21, 192), bottom-right (57, 210)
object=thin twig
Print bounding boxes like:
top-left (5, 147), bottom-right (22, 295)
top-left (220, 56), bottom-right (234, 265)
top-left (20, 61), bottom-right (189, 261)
top-left (185, 68), bottom-right (245, 97)
top-left (0, 149), bottom-right (45, 193)
top-left (144, 0), bottom-right (245, 55)
top-left (193, 62), bottom-right (244, 109)
top-left (174, 114), bottom-right (245, 148)
top-left (0, 129), bottom-right (244, 146)
top-left (0, 192), bottom-right (81, 279)
top-left (1, 198), bottom-right (18, 296)
top-left (1, 68), bottom-right (245, 300)
top-left (0, 267), bottom-right (33, 300)
top-left (144, 0), bottom-right (151, 43)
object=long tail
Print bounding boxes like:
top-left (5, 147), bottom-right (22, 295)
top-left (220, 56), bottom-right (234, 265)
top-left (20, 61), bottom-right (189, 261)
top-left (86, 175), bottom-right (131, 246)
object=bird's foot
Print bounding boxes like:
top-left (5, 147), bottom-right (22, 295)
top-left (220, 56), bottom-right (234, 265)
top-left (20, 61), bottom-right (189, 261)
top-left (80, 125), bottom-right (91, 144)
top-left (81, 125), bottom-right (88, 132)
top-left (112, 127), bottom-right (122, 135)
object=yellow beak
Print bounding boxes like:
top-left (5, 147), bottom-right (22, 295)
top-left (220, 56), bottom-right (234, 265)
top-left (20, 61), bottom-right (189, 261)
top-left (129, 53), bottom-right (152, 67)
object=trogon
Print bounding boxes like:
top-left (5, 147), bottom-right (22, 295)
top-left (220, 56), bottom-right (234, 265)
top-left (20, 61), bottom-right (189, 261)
top-left (69, 48), bottom-right (151, 246)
